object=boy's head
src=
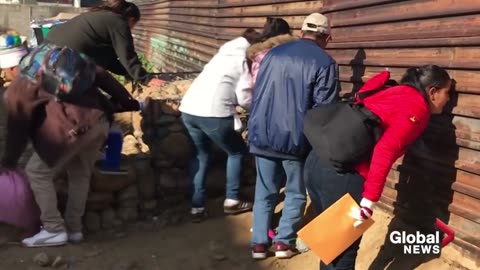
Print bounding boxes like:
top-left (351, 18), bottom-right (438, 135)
top-left (0, 46), bottom-right (28, 81)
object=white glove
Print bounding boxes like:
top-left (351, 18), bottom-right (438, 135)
top-left (349, 198), bottom-right (375, 228)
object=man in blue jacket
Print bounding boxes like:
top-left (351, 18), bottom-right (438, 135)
top-left (248, 13), bottom-right (340, 259)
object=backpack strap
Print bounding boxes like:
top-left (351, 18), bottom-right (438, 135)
top-left (353, 70), bottom-right (391, 103)
top-left (355, 87), bottom-right (385, 102)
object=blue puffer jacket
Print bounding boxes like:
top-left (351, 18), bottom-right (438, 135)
top-left (248, 39), bottom-right (340, 159)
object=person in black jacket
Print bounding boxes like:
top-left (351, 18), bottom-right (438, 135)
top-left (45, 0), bottom-right (164, 87)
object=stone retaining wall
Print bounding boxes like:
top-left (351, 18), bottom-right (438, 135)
top-left (78, 80), bottom-right (256, 232)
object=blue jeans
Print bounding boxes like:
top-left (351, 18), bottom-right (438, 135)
top-left (181, 113), bottom-right (247, 208)
top-left (251, 155), bottom-right (306, 246)
top-left (304, 151), bottom-right (364, 270)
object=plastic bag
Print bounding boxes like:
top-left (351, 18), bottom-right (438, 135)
top-left (0, 170), bottom-right (40, 237)
top-left (234, 113), bottom-right (243, 132)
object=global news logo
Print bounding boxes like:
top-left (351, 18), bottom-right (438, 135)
top-left (390, 231), bottom-right (441, 254)
top-left (389, 218), bottom-right (455, 255)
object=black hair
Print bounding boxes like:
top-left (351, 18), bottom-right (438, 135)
top-left (303, 30), bottom-right (330, 39)
top-left (400, 65), bottom-right (450, 100)
top-left (261, 17), bottom-right (291, 41)
top-left (91, 0), bottom-right (141, 22)
top-left (242, 28), bottom-right (262, 45)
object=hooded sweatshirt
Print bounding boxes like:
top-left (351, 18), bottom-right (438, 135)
top-left (246, 34), bottom-right (297, 87)
top-left (179, 37), bottom-right (252, 117)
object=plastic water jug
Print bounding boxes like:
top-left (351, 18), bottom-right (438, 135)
top-left (102, 126), bottom-right (123, 171)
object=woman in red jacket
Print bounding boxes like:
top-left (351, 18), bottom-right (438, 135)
top-left (304, 65), bottom-right (451, 270)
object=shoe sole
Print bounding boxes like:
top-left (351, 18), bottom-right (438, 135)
top-left (191, 213), bottom-right (207, 223)
top-left (275, 250), bottom-right (299, 259)
top-left (22, 241), bottom-right (67, 248)
top-left (252, 252), bottom-right (267, 260)
top-left (224, 208), bottom-right (253, 215)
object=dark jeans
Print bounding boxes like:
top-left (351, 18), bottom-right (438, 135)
top-left (304, 151), bottom-right (364, 270)
top-left (181, 113), bottom-right (247, 208)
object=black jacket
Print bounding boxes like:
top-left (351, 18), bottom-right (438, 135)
top-left (46, 10), bottom-right (152, 85)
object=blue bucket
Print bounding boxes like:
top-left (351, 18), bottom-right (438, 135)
top-left (102, 128), bottom-right (123, 171)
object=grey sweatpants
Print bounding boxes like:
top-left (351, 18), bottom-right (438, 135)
top-left (25, 120), bottom-right (109, 233)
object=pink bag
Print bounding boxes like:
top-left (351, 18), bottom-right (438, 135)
top-left (0, 170), bottom-right (40, 236)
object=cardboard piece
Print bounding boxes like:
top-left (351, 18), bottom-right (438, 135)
top-left (297, 193), bottom-right (375, 265)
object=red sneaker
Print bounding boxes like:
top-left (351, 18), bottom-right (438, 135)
top-left (274, 241), bottom-right (299, 259)
top-left (251, 243), bottom-right (268, 260)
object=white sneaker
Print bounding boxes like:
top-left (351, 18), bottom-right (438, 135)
top-left (68, 232), bottom-right (84, 243)
top-left (296, 238), bottom-right (310, 253)
top-left (22, 229), bottom-right (67, 247)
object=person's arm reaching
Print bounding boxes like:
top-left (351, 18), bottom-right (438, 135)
top-left (108, 20), bottom-right (164, 87)
top-left (363, 108), bottom-right (430, 202)
top-left (312, 62), bottom-right (340, 107)
top-left (106, 58), bottom-right (132, 80)
top-left (235, 60), bottom-right (253, 110)
top-left (95, 66), bottom-right (140, 112)
top-left (349, 106), bottom-right (430, 227)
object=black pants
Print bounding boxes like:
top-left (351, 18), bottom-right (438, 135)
top-left (304, 151), bottom-right (364, 270)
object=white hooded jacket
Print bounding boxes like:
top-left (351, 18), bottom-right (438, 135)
top-left (179, 37), bottom-right (252, 118)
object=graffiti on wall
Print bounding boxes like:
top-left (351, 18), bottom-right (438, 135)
top-left (148, 35), bottom-right (204, 72)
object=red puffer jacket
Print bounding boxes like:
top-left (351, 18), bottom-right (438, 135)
top-left (354, 72), bottom-right (431, 202)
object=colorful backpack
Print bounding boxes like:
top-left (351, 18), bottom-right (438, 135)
top-left (19, 43), bottom-right (96, 101)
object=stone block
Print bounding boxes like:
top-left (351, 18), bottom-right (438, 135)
top-left (84, 211), bottom-right (101, 232)
top-left (86, 192), bottom-right (114, 211)
top-left (117, 185), bottom-right (139, 201)
top-left (101, 208), bottom-right (117, 229)
top-left (91, 166), bottom-right (136, 193)
top-left (117, 207), bottom-right (138, 222)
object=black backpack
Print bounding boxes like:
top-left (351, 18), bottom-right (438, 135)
top-left (304, 71), bottom-right (392, 173)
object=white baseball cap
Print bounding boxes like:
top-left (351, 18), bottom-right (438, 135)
top-left (301, 13), bottom-right (331, 35)
top-left (0, 46), bottom-right (28, 69)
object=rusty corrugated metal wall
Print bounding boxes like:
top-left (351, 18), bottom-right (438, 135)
top-left (134, 0), bottom-right (480, 260)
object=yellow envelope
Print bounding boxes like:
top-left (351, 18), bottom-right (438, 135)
top-left (297, 193), bottom-right (375, 265)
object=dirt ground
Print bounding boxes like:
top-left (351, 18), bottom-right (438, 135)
top-left (0, 200), bottom-right (474, 270)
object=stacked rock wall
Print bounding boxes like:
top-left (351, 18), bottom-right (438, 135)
top-left (78, 79), bottom-right (256, 231)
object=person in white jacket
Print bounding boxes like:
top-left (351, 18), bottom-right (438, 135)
top-left (179, 28), bottom-right (261, 222)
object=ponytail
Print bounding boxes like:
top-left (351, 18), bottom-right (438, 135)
top-left (400, 65), bottom-right (450, 100)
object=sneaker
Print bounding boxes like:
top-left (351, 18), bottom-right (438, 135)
top-left (191, 208), bottom-right (207, 223)
top-left (296, 238), bottom-right (310, 253)
top-left (251, 244), bottom-right (268, 260)
top-left (223, 200), bottom-right (253, 215)
top-left (22, 229), bottom-right (67, 247)
top-left (68, 232), bottom-right (84, 243)
top-left (275, 242), bottom-right (299, 259)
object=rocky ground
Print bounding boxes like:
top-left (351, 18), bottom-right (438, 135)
top-left (0, 80), bottom-right (475, 270)
top-left (0, 204), bottom-right (470, 270)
